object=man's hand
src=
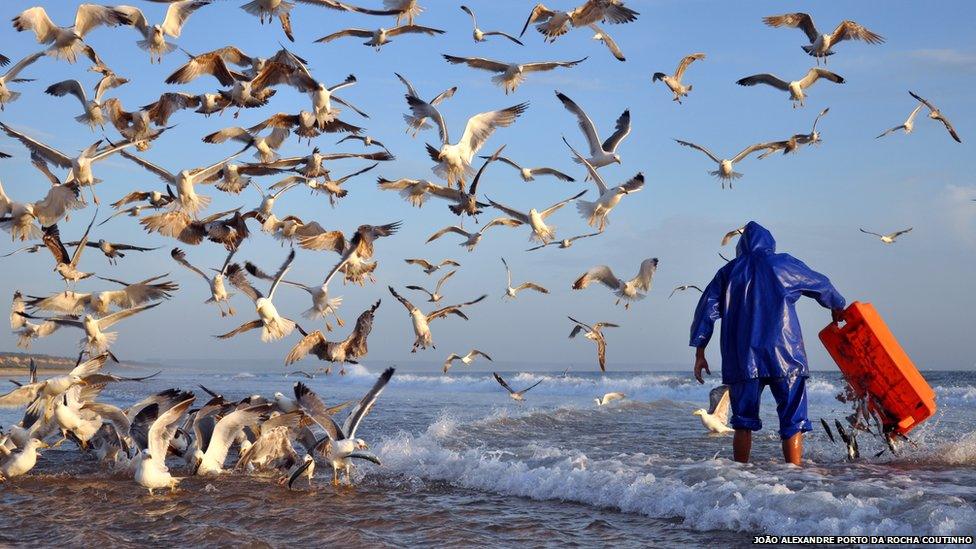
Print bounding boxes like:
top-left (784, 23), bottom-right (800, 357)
top-left (694, 347), bottom-right (710, 384)
top-left (831, 308), bottom-right (846, 324)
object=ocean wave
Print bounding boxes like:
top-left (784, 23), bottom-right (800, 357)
top-left (373, 422), bottom-right (976, 535)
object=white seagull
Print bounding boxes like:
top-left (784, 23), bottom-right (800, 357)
top-left (568, 316), bottom-right (618, 372)
top-left (133, 394), bottom-right (195, 494)
top-left (859, 227), bottom-right (912, 244)
top-left (171, 247), bottom-right (237, 316)
top-left (461, 5), bottom-right (523, 45)
top-left (736, 68), bottom-right (845, 108)
top-left (426, 217), bottom-right (523, 251)
top-left (118, 147), bottom-right (246, 214)
top-left (315, 25), bottom-right (445, 51)
top-left (572, 258), bottom-right (659, 309)
top-left (404, 258), bottom-right (460, 275)
top-left (595, 392), bottom-right (625, 406)
top-left (406, 269), bottom-right (457, 303)
top-left (11, 4), bottom-right (130, 63)
top-left (910, 91), bottom-right (962, 143)
top-left (693, 385), bottom-right (733, 434)
top-left (480, 154), bottom-right (575, 183)
top-left (492, 372), bottom-right (542, 402)
top-left (395, 72), bottom-right (457, 137)
top-left (500, 257), bottom-right (548, 299)
top-left (443, 349), bottom-right (492, 373)
top-left (486, 190), bottom-right (587, 244)
top-left (564, 137), bottom-right (643, 231)
top-left (217, 250), bottom-right (297, 342)
top-left (443, 54), bottom-right (586, 95)
top-left (525, 231), bottom-right (601, 252)
top-left (0, 52), bottom-right (46, 110)
top-left (410, 99), bottom-right (528, 187)
top-left (674, 139), bottom-right (774, 188)
top-left (116, 1), bottom-right (211, 63)
top-left (877, 102), bottom-right (924, 139)
top-left (388, 286), bottom-right (486, 352)
top-left (556, 91), bottom-right (630, 169)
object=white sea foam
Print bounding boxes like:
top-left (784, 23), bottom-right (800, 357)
top-left (374, 422), bottom-right (976, 535)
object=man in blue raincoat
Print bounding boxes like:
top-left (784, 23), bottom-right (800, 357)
top-left (689, 221), bottom-right (846, 465)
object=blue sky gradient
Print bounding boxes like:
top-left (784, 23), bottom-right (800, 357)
top-left (0, 0), bottom-right (973, 371)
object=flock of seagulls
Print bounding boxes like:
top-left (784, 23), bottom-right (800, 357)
top-left (0, 2), bottom-right (965, 487)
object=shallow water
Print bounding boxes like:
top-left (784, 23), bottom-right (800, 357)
top-left (1, 368), bottom-right (974, 546)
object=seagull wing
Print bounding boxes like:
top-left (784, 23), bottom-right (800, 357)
top-left (45, 79), bottom-right (88, 109)
top-left (675, 139), bottom-right (722, 163)
top-left (573, 265), bottom-right (620, 290)
top-left (859, 228), bottom-right (883, 238)
top-left (630, 258), bottom-right (659, 292)
top-left (161, 0), bottom-right (208, 38)
top-left (442, 54), bottom-right (509, 73)
top-left (426, 225), bottom-right (469, 243)
top-left (388, 286), bottom-right (416, 313)
top-left (434, 269), bottom-right (457, 293)
top-left (387, 25), bottom-right (444, 37)
top-left (0, 122), bottom-right (72, 168)
top-left (563, 136), bottom-right (607, 194)
top-left (736, 74), bottom-right (790, 91)
top-left (540, 190), bottom-right (587, 219)
top-left (762, 12), bottom-right (818, 43)
top-left (75, 4), bottom-right (129, 37)
top-left (493, 372), bottom-right (515, 394)
top-left (674, 53), bottom-right (706, 80)
top-left (215, 319), bottom-right (263, 339)
top-left (830, 20), bottom-right (885, 45)
top-left (798, 68), bottom-right (844, 89)
top-left (406, 95), bottom-right (449, 144)
top-left (486, 198), bottom-right (530, 223)
top-left (708, 385), bottom-right (731, 424)
top-left (293, 382), bottom-right (345, 439)
top-left (521, 57), bottom-right (587, 74)
top-left (601, 109), bottom-right (631, 153)
top-left (148, 397), bottom-right (194, 462)
top-left (97, 302), bottom-right (159, 330)
top-left (589, 24), bottom-right (624, 61)
top-left (170, 247), bottom-right (210, 282)
top-left (342, 366), bottom-right (394, 438)
top-left (118, 149), bottom-right (176, 183)
top-left (457, 103), bottom-right (528, 158)
top-left (556, 92), bottom-right (603, 156)
top-left (204, 404), bottom-right (273, 467)
top-left (226, 263), bottom-right (263, 302)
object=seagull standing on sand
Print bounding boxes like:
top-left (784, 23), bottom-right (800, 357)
top-left (443, 349), bottom-right (492, 373)
top-left (859, 227), bottom-right (912, 244)
top-left (568, 316), bottom-right (618, 372)
top-left (736, 68), bottom-right (845, 108)
top-left (572, 258), bottom-right (659, 309)
top-left (761, 13), bottom-right (884, 65)
top-left (556, 92), bottom-right (630, 169)
top-left (652, 53), bottom-right (705, 103)
top-left (500, 257), bottom-right (548, 299)
top-left (492, 372), bottom-right (542, 401)
top-left (693, 385), bottom-right (733, 434)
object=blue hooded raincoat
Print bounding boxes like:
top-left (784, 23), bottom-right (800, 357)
top-left (689, 221), bottom-right (846, 384)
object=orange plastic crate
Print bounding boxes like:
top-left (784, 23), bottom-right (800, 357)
top-left (819, 302), bottom-right (936, 435)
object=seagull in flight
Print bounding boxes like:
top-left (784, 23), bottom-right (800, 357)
top-left (396, 72), bottom-right (457, 137)
top-left (315, 25), bottom-right (445, 51)
top-left (572, 258), bottom-right (659, 309)
top-left (0, 52), bottom-right (45, 110)
top-left (669, 285), bottom-right (703, 299)
top-left (171, 247), bottom-right (237, 316)
top-left (859, 227), bottom-right (912, 244)
top-left (443, 349), bottom-right (491, 374)
top-left (426, 217), bottom-right (523, 252)
top-left (443, 54), bottom-right (586, 95)
top-left (388, 286), bottom-right (486, 352)
top-left (652, 53), bottom-right (705, 103)
top-left (674, 140), bottom-right (774, 187)
top-left (284, 300), bottom-right (381, 374)
top-left (568, 316), bottom-right (618, 372)
top-left (501, 257), bottom-right (548, 299)
top-left (909, 91), bottom-right (962, 143)
top-left (216, 250), bottom-right (297, 342)
top-left (478, 154), bottom-right (575, 183)
top-left (404, 258), bottom-right (460, 275)
top-left (486, 190), bottom-right (587, 244)
top-left (406, 269), bottom-right (457, 303)
top-left (11, 5), bottom-right (130, 63)
top-left (877, 102), bottom-right (924, 139)
top-left (556, 91), bottom-right (630, 169)
top-left (526, 231), bottom-right (601, 252)
top-left (116, 1), bottom-right (211, 63)
top-left (762, 13), bottom-right (884, 65)
top-left (461, 5), bottom-right (523, 45)
top-left (492, 372), bottom-right (542, 402)
top-left (693, 385), bottom-right (733, 434)
top-left (736, 68), bottom-right (845, 108)
top-left (564, 137), bottom-right (643, 231)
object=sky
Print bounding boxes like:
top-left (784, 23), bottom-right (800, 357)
top-left (0, 0), bottom-right (973, 372)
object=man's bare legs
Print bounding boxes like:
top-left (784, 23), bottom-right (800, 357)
top-left (782, 432), bottom-right (803, 465)
top-left (733, 430), bottom-right (803, 465)
top-left (733, 429), bottom-right (751, 463)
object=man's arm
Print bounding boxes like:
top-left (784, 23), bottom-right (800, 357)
top-left (694, 346), bottom-right (710, 384)
top-left (782, 256), bottom-right (846, 315)
top-left (690, 271), bottom-right (724, 383)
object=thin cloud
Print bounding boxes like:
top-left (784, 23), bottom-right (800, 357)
top-left (908, 49), bottom-right (976, 72)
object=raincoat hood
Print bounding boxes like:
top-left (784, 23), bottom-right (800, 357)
top-left (736, 221), bottom-right (776, 257)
